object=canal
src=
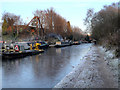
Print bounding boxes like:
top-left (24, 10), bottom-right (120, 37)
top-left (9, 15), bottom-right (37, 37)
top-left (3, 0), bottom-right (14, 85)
top-left (2, 43), bottom-right (92, 88)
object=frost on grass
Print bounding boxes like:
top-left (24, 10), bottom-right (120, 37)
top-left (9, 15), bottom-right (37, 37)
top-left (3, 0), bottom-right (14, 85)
top-left (54, 45), bottom-right (118, 88)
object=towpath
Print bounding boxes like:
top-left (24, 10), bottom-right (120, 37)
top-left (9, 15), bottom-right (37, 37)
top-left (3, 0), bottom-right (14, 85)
top-left (54, 45), bottom-right (118, 88)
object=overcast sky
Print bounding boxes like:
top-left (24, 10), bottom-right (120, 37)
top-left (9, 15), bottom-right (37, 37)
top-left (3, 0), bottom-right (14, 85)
top-left (0, 0), bottom-right (118, 31)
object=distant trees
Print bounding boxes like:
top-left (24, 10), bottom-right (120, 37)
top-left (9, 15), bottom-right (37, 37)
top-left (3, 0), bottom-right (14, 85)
top-left (66, 21), bottom-right (72, 39)
top-left (84, 2), bottom-right (119, 46)
top-left (2, 12), bottom-right (23, 36)
top-left (2, 19), bottom-right (7, 35)
top-left (72, 26), bottom-right (84, 41)
top-left (2, 8), bottom-right (84, 41)
top-left (33, 8), bottom-right (83, 40)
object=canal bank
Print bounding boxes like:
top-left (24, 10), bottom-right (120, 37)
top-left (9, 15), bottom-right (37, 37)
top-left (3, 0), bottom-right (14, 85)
top-left (54, 45), bottom-right (118, 88)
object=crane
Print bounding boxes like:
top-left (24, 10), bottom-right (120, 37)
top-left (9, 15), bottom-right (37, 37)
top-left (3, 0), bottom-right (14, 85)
top-left (24, 16), bottom-right (44, 39)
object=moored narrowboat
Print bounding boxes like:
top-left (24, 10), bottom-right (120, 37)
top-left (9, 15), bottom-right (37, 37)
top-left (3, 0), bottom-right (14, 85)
top-left (2, 43), bottom-right (44, 60)
top-left (55, 41), bottom-right (70, 48)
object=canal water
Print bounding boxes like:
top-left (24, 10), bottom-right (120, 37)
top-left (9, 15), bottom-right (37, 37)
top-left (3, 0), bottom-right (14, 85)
top-left (2, 43), bottom-right (92, 88)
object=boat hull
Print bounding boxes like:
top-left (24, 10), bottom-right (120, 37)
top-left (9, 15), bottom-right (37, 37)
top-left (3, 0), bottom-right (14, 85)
top-left (2, 50), bottom-right (44, 60)
top-left (55, 44), bottom-right (70, 48)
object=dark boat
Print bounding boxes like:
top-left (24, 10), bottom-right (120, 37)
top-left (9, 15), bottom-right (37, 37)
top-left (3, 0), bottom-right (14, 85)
top-left (2, 50), bottom-right (44, 60)
top-left (73, 41), bottom-right (81, 45)
top-left (15, 41), bottom-right (49, 50)
top-left (37, 41), bottom-right (49, 49)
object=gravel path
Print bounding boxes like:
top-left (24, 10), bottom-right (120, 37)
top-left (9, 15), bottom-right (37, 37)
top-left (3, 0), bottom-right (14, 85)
top-left (54, 45), bottom-right (118, 88)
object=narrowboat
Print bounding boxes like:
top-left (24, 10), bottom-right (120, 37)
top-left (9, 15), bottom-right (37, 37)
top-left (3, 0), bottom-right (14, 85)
top-left (2, 50), bottom-right (44, 60)
top-left (73, 41), bottom-right (81, 45)
top-left (2, 43), bottom-right (44, 60)
top-left (55, 41), bottom-right (70, 48)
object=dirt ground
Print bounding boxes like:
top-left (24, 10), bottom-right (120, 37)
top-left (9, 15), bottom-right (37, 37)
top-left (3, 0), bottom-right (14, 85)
top-left (54, 45), bottom-right (118, 88)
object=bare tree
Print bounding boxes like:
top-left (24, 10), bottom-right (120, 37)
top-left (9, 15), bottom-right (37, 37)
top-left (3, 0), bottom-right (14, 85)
top-left (84, 2), bottom-right (119, 49)
top-left (84, 8), bottom-right (94, 33)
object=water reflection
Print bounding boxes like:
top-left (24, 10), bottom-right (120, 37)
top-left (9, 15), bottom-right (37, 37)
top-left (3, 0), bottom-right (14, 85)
top-left (2, 44), bottom-right (92, 88)
top-left (56, 48), bottom-right (61, 54)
